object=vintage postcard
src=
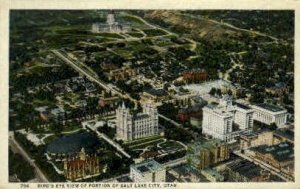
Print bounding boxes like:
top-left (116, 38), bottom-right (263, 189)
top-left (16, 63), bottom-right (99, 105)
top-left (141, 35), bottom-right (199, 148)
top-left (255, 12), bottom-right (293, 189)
top-left (0, 0), bottom-right (299, 189)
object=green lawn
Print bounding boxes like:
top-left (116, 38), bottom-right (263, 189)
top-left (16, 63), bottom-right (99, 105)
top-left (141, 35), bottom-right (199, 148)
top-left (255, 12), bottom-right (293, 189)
top-left (159, 141), bottom-right (185, 150)
top-left (43, 135), bottom-right (59, 144)
top-left (125, 135), bottom-right (163, 146)
top-left (112, 49), bottom-right (134, 59)
top-left (142, 28), bottom-right (167, 37)
top-left (93, 32), bottom-right (125, 39)
top-left (126, 32), bottom-right (144, 38)
top-left (129, 139), bottom-right (165, 150)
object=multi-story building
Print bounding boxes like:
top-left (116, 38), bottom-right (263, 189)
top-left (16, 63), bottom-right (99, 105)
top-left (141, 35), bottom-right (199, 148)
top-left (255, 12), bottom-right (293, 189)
top-left (273, 129), bottom-right (294, 144)
top-left (130, 160), bottom-right (166, 182)
top-left (92, 11), bottom-right (131, 33)
top-left (140, 88), bottom-right (169, 105)
top-left (183, 69), bottom-right (208, 83)
top-left (116, 102), bottom-right (158, 141)
top-left (187, 139), bottom-right (230, 170)
top-left (226, 159), bottom-right (271, 182)
top-left (108, 67), bottom-right (136, 81)
top-left (202, 96), bottom-right (254, 142)
top-left (200, 168), bottom-right (224, 182)
top-left (239, 130), bottom-right (274, 150)
top-left (98, 96), bottom-right (120, 108)
top-left (176, 104), bottom-right (203, 123)
top-left (251, 142), bottom-right (294, 178)
top-left (63, 148), bottom-right (101, 181)
top-left (251, 103), bottom-right (288, 127)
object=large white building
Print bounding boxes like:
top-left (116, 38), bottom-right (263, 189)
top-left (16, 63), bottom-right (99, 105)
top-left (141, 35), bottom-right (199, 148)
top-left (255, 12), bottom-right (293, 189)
top-left (130, 160), bottom-right (166, 182)
top-left (116, 102), bottom-right (158, 141)
top-left (92, 11), bottom-right (131, 33)
top-left (202, 96), bottom-right (254, 142)
top-left (251, 103), bottom-right (288, 127)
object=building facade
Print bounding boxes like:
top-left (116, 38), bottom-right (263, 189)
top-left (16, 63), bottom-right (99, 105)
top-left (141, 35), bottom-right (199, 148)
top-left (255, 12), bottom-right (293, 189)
top-left (92, 11), bottom-right (131, 33)
top-left (251, 142), bottom-right (294, 178)
top-left (116, 102), bottom-right (158, 141)
top-left (140, 88), bottom-right (169, 105)
top-left (187, 139), bottom-right (230, 170)
top-left (63, 148), bottom-right (101, 181)
top-left (202, 96), bottom-right (254, 142)
top-left (183, 69), bottom-right (208, 83)
top-left (108, 67), bottom-right (136, 81)
top-left (226, 159), bottom-right (271, 182)
top-left (239, 130), bottom-right (274, 150)
top-left (200, 169), bottom-right (224, 182)
top-left (176, 104), bottom-right (203, 123)
top-left (130, 160), bottom-right (166, 182)
top-left (251, 103), bottom-right (288, 127)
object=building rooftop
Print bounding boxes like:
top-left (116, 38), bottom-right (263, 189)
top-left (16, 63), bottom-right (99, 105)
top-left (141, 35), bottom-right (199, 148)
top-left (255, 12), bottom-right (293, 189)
top-left (239, 129), bottom-right (272, 138)
top-left (226, 159), bottom-right (265, 179)
top-left (131, 159), bottom-right (163, 174)
top-left (50, 107), bottom-right (65, 115)
top-left (188, 139), bottom-right (225, 154)
top-left (145, 88), bottom-right (168, 97)
top-left (201, 168), bottom-right (224, 180)
top-left (178, 104), bottom-right (203, 114)
top-left (251, 142), bottom-right (294, 162)
top-left (254, 103), bottom-right (285, 112)
top-left (46, 132), bottom-right (100, 155)
top-left (274, 129), bottom-right (294, 142)
top-left (234, 102), bottom-right (251, 110)
top-left (134, 113), bottom-right (150, 120)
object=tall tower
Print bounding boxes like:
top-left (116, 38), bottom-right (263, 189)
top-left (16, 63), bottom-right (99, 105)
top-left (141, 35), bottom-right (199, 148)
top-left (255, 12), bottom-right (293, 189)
top-left (107, 10), bottom-right (116, 31)
top-left (116, 102), bottom-right (133, 141)
top-left (142, 103), bottom-right (158, 135)
top-left (79, 147), bottom-right (86, 160)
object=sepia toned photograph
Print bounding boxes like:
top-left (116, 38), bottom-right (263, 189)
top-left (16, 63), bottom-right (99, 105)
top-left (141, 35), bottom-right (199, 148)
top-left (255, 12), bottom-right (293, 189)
top-left (7, 7), bottom-right (295, 186)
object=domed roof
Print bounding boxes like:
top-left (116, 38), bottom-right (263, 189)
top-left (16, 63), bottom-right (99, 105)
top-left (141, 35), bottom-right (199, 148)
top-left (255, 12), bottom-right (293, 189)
top-left (46, 132), bottom-right (100, 155)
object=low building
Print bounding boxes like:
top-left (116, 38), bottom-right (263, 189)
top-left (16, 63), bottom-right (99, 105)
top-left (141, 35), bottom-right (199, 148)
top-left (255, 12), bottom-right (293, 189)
top-left (130, 160), bottom-right (166, 182)
top-left (251, 103), bottom-right (288, 127)
top-left (168, 165), bottom-right (205, 182)
top-left (265, 82), bottom-right (288, 96)
top-left (63, 148), bottom-right (101, 181)
top-left (273, 129), bottom-right (294, 144)
top-left (183, 69), bottom-right (208, 83)
top-left (239, 130), bottom-right (274, 150)
top-left (50, 107), bottom-right (66, 121)
top-left (201, 168), bottom-right (224, 182)
top-left (187, 139), bottom-right (230, 170)
top-left (140, 88), bottom-right (169, 104)
top-left (108, 67), bottom-right (136, 81)
top-left (98, 96), bottom-right (120, 108)
top-left (139, 151), bottom-right (160, 161)
top-left (172, 91), bottom-right (195, 106)
top-left (177, 104), bottom-right (203, 123)
top-left (226, 159), bottom-right (271, 182)
top-left (251, 142), bottom-right (294, 177)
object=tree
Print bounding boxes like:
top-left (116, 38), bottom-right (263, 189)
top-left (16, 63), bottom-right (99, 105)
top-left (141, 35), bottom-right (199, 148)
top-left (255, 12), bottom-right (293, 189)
top-left (49, 123), bottom-right (63, 134)
top-left (227, 89), bottom-right (233, 96)
top-left (209, 87), bottom-right (216, 96)
top-left (216, 88), bottom-right (222, 96)
top-left (269, 123), bottom-right (278, 130)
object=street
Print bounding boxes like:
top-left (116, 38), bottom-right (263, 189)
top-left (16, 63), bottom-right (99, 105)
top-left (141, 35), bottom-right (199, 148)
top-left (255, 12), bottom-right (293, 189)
top-left (9, 133), bottom-right (49, 182)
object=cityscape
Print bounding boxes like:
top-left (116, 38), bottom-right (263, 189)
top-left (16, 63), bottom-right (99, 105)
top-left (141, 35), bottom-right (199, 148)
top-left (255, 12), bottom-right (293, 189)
top-left (9, 10), bottom-right (294, 183)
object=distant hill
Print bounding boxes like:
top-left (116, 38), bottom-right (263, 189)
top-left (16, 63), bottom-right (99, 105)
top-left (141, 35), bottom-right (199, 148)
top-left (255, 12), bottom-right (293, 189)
top-left (145, 10), bottom-right (245, 41)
